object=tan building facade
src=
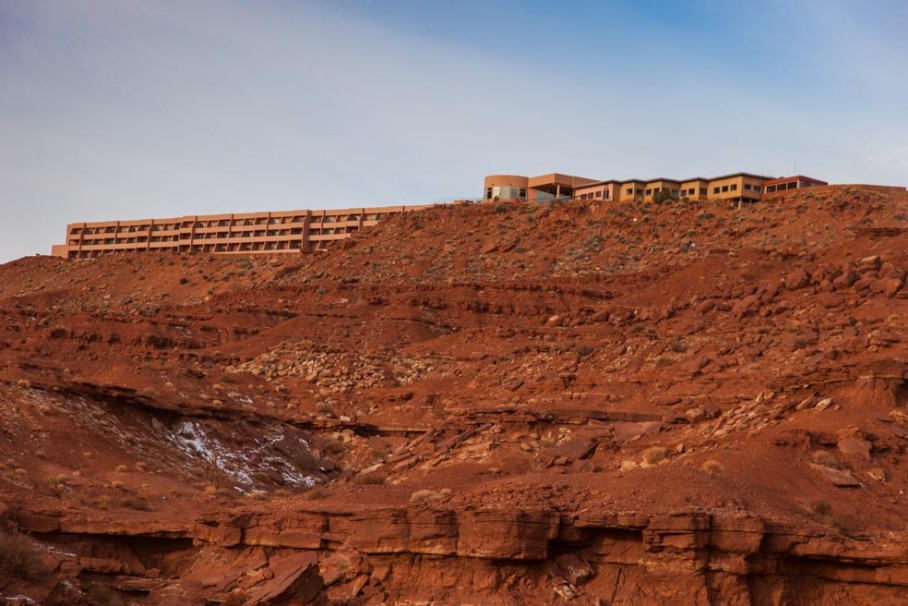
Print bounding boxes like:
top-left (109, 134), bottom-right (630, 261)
top-left (619, 180), bottom-right (646, 202)
top-left (485, 171), bottom-right (829, 207)
top-left (763, 175), bottom-right (828, 194)
top-left (707, 173), bottom-right (768, 204)
top-left (680, 178), bottom-right (709, 201)
top-left (643, 179), bottom-right (681, 203)
top-left (574, 180), bottom-right (621, 202)
top-left (52, 205), bottom-right (429, 259)
top-left (484, 173), bottom-right (598, 203)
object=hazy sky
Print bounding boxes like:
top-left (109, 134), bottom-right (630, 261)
top-left (2, 0), bottom-right (907, 262)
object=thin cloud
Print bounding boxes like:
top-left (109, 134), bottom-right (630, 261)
top-left (0, 0), bottom-right (905, 262)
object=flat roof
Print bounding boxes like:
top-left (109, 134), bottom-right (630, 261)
top-left (764, 175), bottom-right (828, 185)
top-left (708, 172), bottom-right (775, 181)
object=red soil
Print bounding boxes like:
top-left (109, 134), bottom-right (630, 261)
top-left (1, 184), bottom-right (907, 604)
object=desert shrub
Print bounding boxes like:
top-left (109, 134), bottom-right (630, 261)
top-left (305, 488), bottom-right (328, 501)
top-left (320, 436), bottom-right (345, 456)
top-left (120, 496), bottom-right (152, 511)
top-left (654, 355), bottom-right (674, 368)
top-left (576, 344), bottom-right (595, 357)
top-left (642, 446), bottom-right (669, 466)
top-left (702, 460), bottom-right (724, 474)
top-left (0, 530), bottom-right (44, 582)
top-left (353, 473), bottom-right (387, 486)
top-left (668, 340), bottom-right (687, 353)
top-left (315, 402), bottom-right (337, 417)
top-left (811, 500), bottom-right (832, 515)
top-left (409, 489), bottom-right (443, 504)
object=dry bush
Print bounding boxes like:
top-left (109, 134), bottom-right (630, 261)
top-left (353, 473), bottom-right (387, 486)
top-left (320, 436), bottom-right (345, 456)
top-left (702, 460), bottom-right (724, 474)
top-left (811, 500), bottom-right (832, 515)
top-left (0, 530), bottom-right (44, 583)
top-left (305, 488), bottom-right (328, 501)
top-left (409, 489), bottom-right (442, 504)
top-left (120, 496), bottom-right (152, 511)
top-left (315, 402), bottom-right (337, 417)
top-left (642, 446), bottom-right (669, 466)
top-left (409, 489), bottom-right (448, 504)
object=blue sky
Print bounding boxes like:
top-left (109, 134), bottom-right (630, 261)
top-left (1, 0), bottom-right (906, 262)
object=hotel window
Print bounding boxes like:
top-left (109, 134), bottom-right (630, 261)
top-left (730, 184), bottom-right (738, 191)
top-left (645, 189), bottom-right (652, 196)
top-left (486, 188), bottom-right (493, 199)
top-left (636, 188), bottom-right (643, 196)
top-left (753, 185), bottom-right (761, 193)
top-left (519, 188), bottom-right (527, 199)
top-left (595, 191), bottom-right (602, 198)
top-left (713, 187), bottom-right (720, 194)
top-left (744, 184), bottom-right (752, 191)
top-left (722, 185), bottom-right (729, 192)
top-left (625, 188), bottom-right (632, 195)
top-left (700, 188), bottom-right (707, 196)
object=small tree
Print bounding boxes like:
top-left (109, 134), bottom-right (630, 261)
top-left (653, 189), bottom-right (675, 205)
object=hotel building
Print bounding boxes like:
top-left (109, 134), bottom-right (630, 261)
top-left (485, 171), bottom-right (828, 206)
top-left (52, 205), bottom-right (429, 259)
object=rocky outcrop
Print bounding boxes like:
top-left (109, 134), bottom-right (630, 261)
top-left (14, 503), bottom-right (908, 604)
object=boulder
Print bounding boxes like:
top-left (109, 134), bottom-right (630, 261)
top-left (809, 463), bottom-right (861, 487)
top-left (783, 268), bottom-right (811, 290)
top-left (244, 553), bottom-right (325, 606)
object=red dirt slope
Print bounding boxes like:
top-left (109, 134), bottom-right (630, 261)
top-left (0, 184), bottom-right (907, 605)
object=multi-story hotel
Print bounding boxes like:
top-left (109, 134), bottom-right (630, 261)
top-left (483, 172), bottom-right (828, 205)
top-left (52, 171), bottom-right (829, 259)
top-left (51, 205), bottom-right (429, 259)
